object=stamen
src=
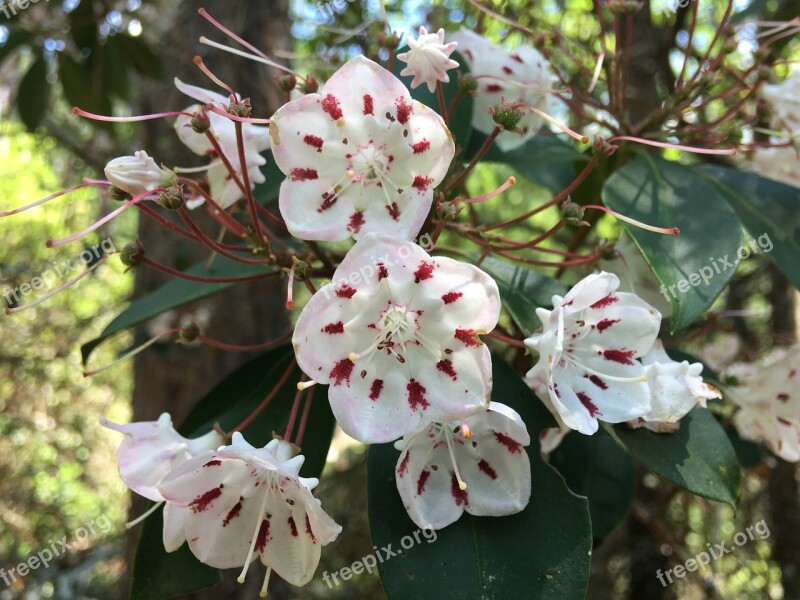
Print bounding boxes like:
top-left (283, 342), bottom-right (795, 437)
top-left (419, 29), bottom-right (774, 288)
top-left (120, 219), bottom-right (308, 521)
top-left (516, 104), bottom-right (588, 143)
top-left (84, 327), bottom-right (180, 376)
top-left (260, 566), bottom-right (272, 597)
top-left (444, 427), bottom-right (467, 491)
top-left (296, 380), bottom-right (317, 391)
top-left (582, 205), bottom-right (680, 236)
top-left (238, 489), bottom-right (271, 584)
top-left (193, 56), bottom-right (237, 100)
top-left (457, 176), bottom-right (516, 204)
top-left (1, 182), bottom-right (103, 217)
top-left (205, 103), bottom-right (271, 124)
top-left (609, 136), bottom-right (737, 156)
top-left (199, 36), bottom-right (302, 77)
top-left (566, 355), bottom-right (648, 383)
top-left (461, 421), bottom-right (472, 439)
top-left (588, 51), bottom-right (605, 94)
top-left (72, 107), bottom-right (194, 122)
top-left (286, 262), bottom-right (296, 310)
top-left (173, 164), bottom-right (212, 174)
top-left (125, 501), bottom-right (164, 529)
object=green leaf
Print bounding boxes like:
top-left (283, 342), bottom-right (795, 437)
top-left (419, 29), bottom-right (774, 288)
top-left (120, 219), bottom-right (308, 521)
top-left (17, 55), bottom-right (49, 131)
top-left (391, 50), bottom-right (474, 154)
top-left (602, 155), bottom-right (743, 331)
top-left (367, 356), bottom-right (592, 600)
top-left (694, 164), bottom-right (800, 291)
top-left (116, 34), bottom-right (164, 79)
top-left (81, 256), bottom-right (277, 364)
top-left (549, 432), bottom-right (635, 538)
top-left (131, 347), bottom-right (336, 599)
top-left (252, 152), bottom-right (285, 203)
top-left (478, 256), bottom-right (568, 336)
top-left (58, 52), bottom-right (113, 129)
top-left (101, 35), bottom-right (131, 100)
top-left (602, 408), bottom-right (741, 507)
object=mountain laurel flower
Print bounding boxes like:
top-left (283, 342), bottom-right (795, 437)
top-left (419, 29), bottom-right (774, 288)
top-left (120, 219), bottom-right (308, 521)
top-left (397, 26), bottom-right (459, 93)
top-left (292, 233), bottom-right (500, 444)
top-left (525, 272), bottom-right (661, 436)
top-left (450, 29), bottom-right (555, 152)
top-left (104, 151), bottom-right (171, 197)
top-left (100, 413), bottom-right (225, 551)
top-left (394, 402), bottom-right (531, 530)
top-left (157, 433), bottom-right (341, 592)
top-left (627, 341), bottom-right (721, 433)
top-left (173, 78), bottom-right (270, 208)
top-left (761, 70), bottom-right (800, 134)
top-left (726, 345), bottom-right (800, 462)
top-left (269, 55), bottom-right (455, 242)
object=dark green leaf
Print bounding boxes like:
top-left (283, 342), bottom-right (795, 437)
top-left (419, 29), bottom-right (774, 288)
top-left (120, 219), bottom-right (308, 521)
top-left (58, 52), bottom-right (113, 129)
top-left (17, 55), bottom-right (49, 131)
top-left (549, 431), bottom-right (635, 538)
top-left (602, 408), bottom-right (741, 507)
top-left (117, 34), bottom-right (164, 79)
top-left (694, 164), bottom-right (800, 291)
top-left (368, 356), bottom-right (592, 600)
top-left (602, 155), bottom-right (743, 331)
top-left (478, 256), bottom-right (568, 335)
top-left (101, 35), bottom-right (131, 100)
top-left (68, 0), bottom-right (97, 51)
top-left (252, 152), bottom-right (285, 203)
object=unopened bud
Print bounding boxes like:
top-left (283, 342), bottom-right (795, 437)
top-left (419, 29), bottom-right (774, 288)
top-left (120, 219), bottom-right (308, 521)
top-left (299, 75), bottom-right (319, 94)
top-left (120, 242), bottom-right (144, 270)
top-left (490, 100), bottom-right (524, 132)
top-left (597, 239), bottom-right (617, 260)
top-left (158, 185), bottom-right (185, 210)
top-left (562, 200), bottom-right (587, 226)
top-left (291, 256), bottom-right (310, 281)
top-left (228, 98), bottom-right (252, 118)
top-left (592, 137), bottom-right (618, 158)
top-left (459, 74), bottom-right (479, 95)
top-left (191, 111), bottom-right (211, 134)
top-left (104, 150), bottom-right (170, 197)
top-left (275, 73), bottom-right (297, 94)
top-left (179, 322), bottom-right (199, 342)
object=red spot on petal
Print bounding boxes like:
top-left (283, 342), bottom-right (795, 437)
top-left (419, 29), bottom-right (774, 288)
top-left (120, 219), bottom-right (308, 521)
top-left (436, 359), bottom-right (458, 381)
top-left (190, 486), bottom-right (222, 513)
top-left (416, 469), bottom-right (430, 495)
top-left (502, 65), bottom-right (513, 74)
top-left (290, 168), bottom-right (318, 181)
top-left (407, 379), bottom-right (430, 411)
top-left (323, 321), bottom-right (344, 334)
top-left (603, 349), bottom-right (636, 365)
top-left (412, 175), bottom-right (434, 191)
top-left (329, 358), bottom-right (355, 386)
top-left (303, 134), bottom-right (323, 151)
top-left (396, 97), bottom-right (413, 124)
top-left (397, 451), bottom-right (410, 477)
top-left (348, 211), bottom-right (365, 234)
top-left (451, 474), bottom-right (469, 506)
top-left (203, 459), bottom-right (222, 467)
top-left (369, 379), bottom-right (384, 401)
top-left (510, 53), bottom-right (524, 63)
top-left (385, 202), bottom-right (400, 221)
top-left (318, 192), bottom-right (337, 213)
top-left (442, 291), bottom-right (463, 304)
top-left (778, 393), bottom-right (790, 402)
top-left (255, 518), bottom-right (270, 552)
top-left (477, 459), bottom-right (498, 480)
top-left (321, 94), bottom-right (343, 120)
top-left (495, 432), bottom-right (522, 454)
top-left (377, 263), bottom-right (389, 280)
top-left (577, 392), bottom-right (600, 417)
top-left (590, 294), bottom-right (619, 309)
top-left (455, 328), bottom-right (481, 348)
top-left (412, 139), bottom-right (431, 154)
top-left (305, 514), bottom-right (317, 543)
top-left (587, 374), bottom-right (609, 390)
top-left (486, 84), bottom-right (503, 93)
top-left (778, 417), bottom-right (792, 426)
top-left (288, 516), bottom-right (298, 537)
top-left (414, 261), bottom-right (435, 282)
top-left (223, 501), bottom-right (242, 527)
top-left (596, 318), bottom-right (621, 332)
top-left (363, 94), bottom-right (374, 115)
top-left (335, 284), bottom-right (356, 299)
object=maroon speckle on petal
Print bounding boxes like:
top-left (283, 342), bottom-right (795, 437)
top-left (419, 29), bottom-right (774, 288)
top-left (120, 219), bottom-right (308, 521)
top-left (305, 514), bottom-right (317, 543)
top-left (414, 261), bottom-right (435, 282)
top-left (203, 459), bottom-right (222, 467)
top-left (495, 432), bottom-right (523, 454)
top-left (288, 516), bottom-right (298, 537)
top-left (348, 211), bottom-right (365, 234)
top-left (590, 294), bottom-right (619, 309)
top-left (323, 321), bottom-right (345, 334)
top-left (416, 469), bottom-right (430, 495)
top-left (385, 202), bottom-right (400, 221)
top-left (510, 53), bottom-right (524, 63)
top-left (369, 379), bottom-right (384, 401)
top-left (442, 291), bottom-right (463, 304)
top-left (363, 94), bottom-right (374, 115)
top-left (321, 94), bottom-right (343, 120)
top-left (436, 359), bottom-right (458, 381)
top-left (396, 97), bottom-right (413, 124)
top-left (255, 519), bottom-right (270, 552)
top-left (587, 374), bottom-right (609, 390)
top-left (778, 393), bottom-right (790, 402)
top-left (602, 349), bottom-right (636, 365)
top-left (303, 134), bottom-right (324, 151)
top-left (335, 284), bottom-right (357, 299)
top-left (318, 192), bottom-right (337, 213)
top-left (577, 392), bottom-right (600, 417)
top-left (329, 358), bottom-right (355, 386)
top-left (412, 175), bottom-right (434, 191)
top-left (486, 84), bottom-right (503, 93)
top-left (477, 459), bottom-right (498, 480)
top-left (407, 379), bottom-right (430, 411)
top-left (397, 452), bottom-right (410, 477)
top-left (377, 263), bottom-right (389, 280)
top-left (778, 417), bottom-right (793, 426)
top-left (411, 139), bottom-right (431, 154)
top-left (596, 318), bottom-right (620, 332)
top-left (451, 474), bottom-right (469, 506)
top-left (290, 168), bottom-right (319, 182)
top-left (455, 328), bottom-right (481, 348)
top-left (189, 486), bottom-right (223, 513)
top-left (223, 501), bottom-right (242, 527)
top-left (502, 65), bottom-right (513, 74)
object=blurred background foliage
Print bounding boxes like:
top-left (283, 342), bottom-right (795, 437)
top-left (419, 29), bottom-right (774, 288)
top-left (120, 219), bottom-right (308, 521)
top-left (0, 0), bottom-right (798, 599)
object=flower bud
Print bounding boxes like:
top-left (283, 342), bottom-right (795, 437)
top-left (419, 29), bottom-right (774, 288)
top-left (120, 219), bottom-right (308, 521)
top-left (191, 111), bottom-right (211, 134)
top-left (291, 255), bottom-right (310, 281)
top-left (561, 199), bottom-right (587, 226)
top-left (275, 73), bottom-right (297, 94)
top-left (228, 98), bottom-right (252, 118)
top-left (158, 185), bottom-right (185, 210)
top-left (596, 239), bottom-right (618, 261)
top-left (299, 75), bottom-right (319, 94)
top-left (104, 151), bottom-right (170, 197)
top-left (459, 74), bottom-right (479, 95)
top-left (179, 322), bottom-right (199, 342)
top-left (592, 137), bottom-right (618, 158)
top-left (120, 242), bottom-right (144, 270)
top-left (490, 100), bottom-right (524, 132)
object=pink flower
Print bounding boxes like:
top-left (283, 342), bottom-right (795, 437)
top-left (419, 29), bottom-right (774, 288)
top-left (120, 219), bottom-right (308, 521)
top-left (394, 402), bottom-right (531, 530)
top-left (269, 55), bottom-right (455, 241)
top-left (104, 151), bottom-right (170, 196)
top-left (292, 233), bottom-right (500, 443)
top-left (398, 26), bottom-right (459, 93)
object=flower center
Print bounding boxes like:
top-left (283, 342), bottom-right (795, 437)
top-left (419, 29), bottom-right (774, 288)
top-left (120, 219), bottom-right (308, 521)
top-left (349, 302), bottom-right (441, 365)
top-left (349, 142), bottom-right (390, 184)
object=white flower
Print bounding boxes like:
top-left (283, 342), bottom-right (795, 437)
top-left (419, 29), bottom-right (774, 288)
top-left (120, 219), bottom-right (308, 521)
top-left (398, 26), bottom-right (459, 93)
top-left (748, 145), bottom-right (800, 189)
top-left (104, 151), bottom-right (170, 196)
top-left (726, 345), bottom-right (800, 462)
top-left (761, 70), bottom-right (800, 134)
top-left (628, 341), bottom-right (721, 432)
top-left (525, 272), bottom-right (661, 435)
top-left (158, 433), bottom-right (341, 590)
top-left (269, 55), bottom-right (455, 242)
top-left (173, 79), bottom-right (271, 209)
top-left (450, 28), bottom-right (555, 152)
top-left (292, 233), bottom-right (500, 444)
top-left (394, 402), bottom-right (530, 530)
